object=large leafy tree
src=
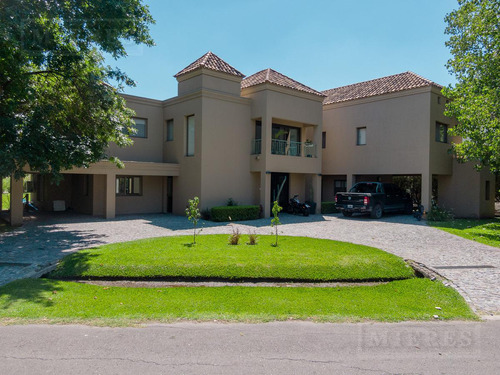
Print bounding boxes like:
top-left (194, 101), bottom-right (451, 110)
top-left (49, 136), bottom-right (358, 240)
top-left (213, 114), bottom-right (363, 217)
top-left (0, 0), bottom-right (154, 179)
top-left (443, 0), bottom-right (500, 174)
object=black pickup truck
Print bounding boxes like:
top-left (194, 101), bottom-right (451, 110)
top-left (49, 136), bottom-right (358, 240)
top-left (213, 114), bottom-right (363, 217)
top-left (335, 182), bottom-right (412, 219)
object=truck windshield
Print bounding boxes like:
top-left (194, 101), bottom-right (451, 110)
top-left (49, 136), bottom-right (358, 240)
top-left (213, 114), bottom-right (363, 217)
top-left (349, 183), bottom-right (378, 194)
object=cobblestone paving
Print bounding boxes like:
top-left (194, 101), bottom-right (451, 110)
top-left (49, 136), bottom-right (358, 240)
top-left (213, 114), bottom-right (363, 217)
top-left (1, 212), bottom-right (498, 315)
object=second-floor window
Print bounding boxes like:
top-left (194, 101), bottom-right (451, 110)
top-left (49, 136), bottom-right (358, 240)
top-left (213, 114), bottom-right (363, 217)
top-left (322, 132), bottom-right (326, 149)
top-left (130, 118), bottom-right (147, 138)
top-left (186, 115), bottom-right (195, 156)
top-left (166, 119), bottom-right (174, 141)
top-left (435, 122), bottom-right (448, 143)
top-left (356, 127), bottom-right (366, 145)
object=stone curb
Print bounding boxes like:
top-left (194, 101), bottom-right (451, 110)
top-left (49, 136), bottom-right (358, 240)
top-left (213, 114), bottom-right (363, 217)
top-left (25, 262), bottom-right (59, 280)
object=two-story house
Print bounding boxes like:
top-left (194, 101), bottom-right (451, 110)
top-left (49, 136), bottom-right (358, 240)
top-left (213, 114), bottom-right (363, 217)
top-left (4, 52), bottom-right (495, 226)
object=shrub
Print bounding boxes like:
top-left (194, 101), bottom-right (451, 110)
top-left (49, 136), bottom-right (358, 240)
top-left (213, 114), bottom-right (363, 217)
top-left (426, 204), bottom-right (454, 222)
top-left (247, 232), bottom-right (258, 245)
top-left (228, 227), bottom-right (241, 245)
top-left (321, 202), bottom-right (339, 214)
top-left (211, 205), bottom-right (260, 222)
top-left (201, 208), bottom-right (211, 221)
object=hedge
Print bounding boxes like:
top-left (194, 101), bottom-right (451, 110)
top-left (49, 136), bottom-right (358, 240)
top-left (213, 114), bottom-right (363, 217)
top-left (321, 202), bottom-right (339, 214)
top-left (211, 205), bottom-right (261, 222)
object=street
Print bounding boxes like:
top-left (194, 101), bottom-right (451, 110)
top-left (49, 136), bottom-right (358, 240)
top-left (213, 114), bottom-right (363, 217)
top-left (1, 320), bottom-right (498, 374)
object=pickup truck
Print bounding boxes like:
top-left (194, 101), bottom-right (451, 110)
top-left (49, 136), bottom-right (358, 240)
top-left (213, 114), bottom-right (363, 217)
top-left (335, 182), bottom-right (412, 219)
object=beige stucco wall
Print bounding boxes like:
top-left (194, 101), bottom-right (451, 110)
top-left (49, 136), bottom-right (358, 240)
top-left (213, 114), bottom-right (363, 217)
top-left (322, 89), bottom-right (433, 177)
top-left (177, 69), bottom-right (242, 97)
top-left (92, 174), bottom-right (106, 216)
top-left (107, 96), bottom-right (164, 163)
top-left (438, 161), bottom-right (495, 218)
top-left (199, 95), bottom-right (255, 209)
top-left (289, 173), bottom-right (306, 202)
top-left (115, 176), bottom-right (164, 215)
top-left (163, 96), bottom-right (203, 215)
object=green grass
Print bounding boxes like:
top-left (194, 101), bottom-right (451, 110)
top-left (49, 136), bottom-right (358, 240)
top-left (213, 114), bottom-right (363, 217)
top-left (0, 278), bottom-right (477, 325)
top-left (48, 235), bottom-right (415, 281)
top-left (1, 194), bottom-right (9, 210)
top-left (429, 218), bottom-right (500, 248)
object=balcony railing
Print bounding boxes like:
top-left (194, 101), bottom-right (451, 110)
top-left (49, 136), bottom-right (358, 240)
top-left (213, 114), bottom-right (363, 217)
top-left (251, 139), bottom-right (317, 157)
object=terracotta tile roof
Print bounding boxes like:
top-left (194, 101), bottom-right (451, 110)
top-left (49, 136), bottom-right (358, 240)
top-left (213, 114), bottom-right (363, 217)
top-left (174, 51), bottom-right (245, 78)
top-left (242, 68), bottom-right (325, 97)
top-left (322, 72), bottom-right (442, 105)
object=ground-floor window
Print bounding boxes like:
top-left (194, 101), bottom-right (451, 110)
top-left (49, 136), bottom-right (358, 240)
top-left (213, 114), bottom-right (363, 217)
top-left (116, 176), bottom-right (142, 196)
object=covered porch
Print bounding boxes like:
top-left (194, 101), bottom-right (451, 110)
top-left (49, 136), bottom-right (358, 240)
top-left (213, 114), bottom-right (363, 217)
top-left (3, 161), bottom-right (180, 226)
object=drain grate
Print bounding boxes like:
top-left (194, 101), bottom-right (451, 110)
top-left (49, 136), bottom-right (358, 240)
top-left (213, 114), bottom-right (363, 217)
top-left (433, 265), bottom-right (496, 270)
top-left (0, 262), bottom-right (32, 267)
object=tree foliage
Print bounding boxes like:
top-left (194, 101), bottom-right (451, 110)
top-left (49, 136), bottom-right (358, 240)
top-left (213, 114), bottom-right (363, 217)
top-left (0, 0), bottom-right (155, 179)
top-left (443, 0), bottom-right (500, 173)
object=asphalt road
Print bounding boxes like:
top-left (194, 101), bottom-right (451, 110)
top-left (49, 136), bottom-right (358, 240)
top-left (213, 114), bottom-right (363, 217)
top-left (1, 320), bottom-right (498, 374)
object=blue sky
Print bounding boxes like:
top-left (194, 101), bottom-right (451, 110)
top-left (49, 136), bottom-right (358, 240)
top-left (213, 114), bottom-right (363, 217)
top-left (111, 0), bottom-right (459, 100)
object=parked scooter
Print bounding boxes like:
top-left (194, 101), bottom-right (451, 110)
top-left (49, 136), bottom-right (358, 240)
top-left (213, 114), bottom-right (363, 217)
top-left (413, 204), bottom-right (424, 221)
top-left (288, 195), bottom-right (310, 216)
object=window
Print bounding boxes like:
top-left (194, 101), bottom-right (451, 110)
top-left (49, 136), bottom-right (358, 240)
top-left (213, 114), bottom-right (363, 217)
top-left (322, 132), bottom-right (326, 149)
top-left (128, 118), bottom-right (147, 138)
top-left (435, 122), bottom-right (448, 143)
top-left (356, 127), bottom-right (366, 145)
top-left (166, 119), bottom-right (174, 141)
top-left (186, 115), bottom-right (195, 156)
top-left (485, 181), bottom-right (491, 201)
top-left (437, 96), bottom-right (441, 104)
top-left (116, 176), bottom-right (142, 196)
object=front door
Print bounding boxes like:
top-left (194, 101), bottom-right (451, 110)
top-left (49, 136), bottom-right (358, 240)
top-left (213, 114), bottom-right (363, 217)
top-left (270, 173), bottom-right (289, 214)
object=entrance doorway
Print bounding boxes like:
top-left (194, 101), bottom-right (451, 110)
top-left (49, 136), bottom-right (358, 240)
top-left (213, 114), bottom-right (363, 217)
top-left (270, 172), bottom-right (289, 214)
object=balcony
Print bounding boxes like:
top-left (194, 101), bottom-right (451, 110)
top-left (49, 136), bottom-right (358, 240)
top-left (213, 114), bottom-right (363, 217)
top-left (251, 139), bottom-right (317, 157)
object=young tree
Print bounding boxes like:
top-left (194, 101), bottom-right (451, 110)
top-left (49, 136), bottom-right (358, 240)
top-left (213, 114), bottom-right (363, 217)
top-left (186, 197), bottom-right (201, 244)
top-left (270, 200), bottom-right (282, 246)
top-left (443, 0), bottom-right (500, 174)
top-left (0, 0), bottom-right (155, 180)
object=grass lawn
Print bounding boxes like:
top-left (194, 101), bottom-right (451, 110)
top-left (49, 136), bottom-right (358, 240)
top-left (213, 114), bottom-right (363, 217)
top-left (0, 278), bottom-right (477, 325)
top-left (1, 193), bottom-right (9, 209)
top-left (429, 218), bottom-right (500, 248)
top-left (48, 235), bottom-right (415, 281)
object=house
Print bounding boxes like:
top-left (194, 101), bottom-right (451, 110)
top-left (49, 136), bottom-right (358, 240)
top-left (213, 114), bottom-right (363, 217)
top-left (320, 72), bottom-right (495, 218)
top-left (3, 52), bottom-right (495, 225)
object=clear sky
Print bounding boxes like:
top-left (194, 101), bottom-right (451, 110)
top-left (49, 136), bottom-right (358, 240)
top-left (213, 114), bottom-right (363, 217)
top-left (110, 0), bottom-right (459, 100)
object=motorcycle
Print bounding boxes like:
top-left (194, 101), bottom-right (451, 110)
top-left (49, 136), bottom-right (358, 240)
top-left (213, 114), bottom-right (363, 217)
top-left (288, 195), bottom-right (310, 216)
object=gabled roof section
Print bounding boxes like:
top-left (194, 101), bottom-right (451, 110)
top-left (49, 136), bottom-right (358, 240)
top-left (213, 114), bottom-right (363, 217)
top-left (242, 68), bottom-right (325, 97)
top-left (322, 72), bottom-right (443, 105)
top-left (174, 51), bottom-right (245, 78)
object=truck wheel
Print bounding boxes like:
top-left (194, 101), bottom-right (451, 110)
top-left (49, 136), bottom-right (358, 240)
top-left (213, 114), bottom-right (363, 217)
top-left (371, 204), bottom-right (383, 219)
top-left (342, 211), bottom-right (352, 217)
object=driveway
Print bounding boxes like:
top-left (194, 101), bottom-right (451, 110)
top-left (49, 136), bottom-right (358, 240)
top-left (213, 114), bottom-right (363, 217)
top-left (0, 212), bottom-right (499, 315)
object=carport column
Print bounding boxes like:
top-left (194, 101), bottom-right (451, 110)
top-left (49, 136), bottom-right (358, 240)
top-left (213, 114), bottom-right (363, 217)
top-left (10, 175), bottom-right (24, 226)
top-left (346, 174), bottom-right (355, 190)
top-left (421, 172), bottom-right (432, 214)
top-left (313, 174), bottom-right (322, 214)
top-left (260, 172), bottom-right (271, 218)
top-left (105, 173), bottom-right (116, 219)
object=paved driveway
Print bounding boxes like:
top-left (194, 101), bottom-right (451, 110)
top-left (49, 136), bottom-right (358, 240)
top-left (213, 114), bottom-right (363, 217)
top-left (1, 212), bottom-right (498, 314)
